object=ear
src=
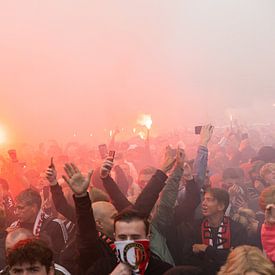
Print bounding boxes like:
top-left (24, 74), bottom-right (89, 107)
top-left (95, 219), bottom-right (103, 231)
top-left (49, 265), bottom-right (55, 275)
top-left (217, 203), bottom-right (225, 212)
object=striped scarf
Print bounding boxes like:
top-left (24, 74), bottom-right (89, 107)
top-left (201, 216), bottom-right (231, 249)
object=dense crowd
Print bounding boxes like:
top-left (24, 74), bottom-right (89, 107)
top-left (0, 123), bottom-right (274, 274)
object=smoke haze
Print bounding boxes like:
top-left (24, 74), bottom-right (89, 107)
top-left (0, 0), bottom-right (275, 145)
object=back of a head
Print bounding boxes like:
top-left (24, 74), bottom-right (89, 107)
top-left (7, 239), bottom-right (54, 273)
top-left (5, 228), bottom-right (34, 251)
top-left (218, 245), bottom-right (275, 275)
top-left (89, 187), bottom-right (110, 203)
top-left (252, 146), bottom-right (275, 163)
top-left (164, 266), bottom-right (204, 275)
top-left (92, 201), bottom-right (115, 219)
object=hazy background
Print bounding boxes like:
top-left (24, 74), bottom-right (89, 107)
top-left (0, 0), bottom-right (275, 145)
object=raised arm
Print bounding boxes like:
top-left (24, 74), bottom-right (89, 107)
top-left (63, 163), bottom-right (101, 273)
top-left (134, 146), bottom-right (176, 217)
top-left (174, 161), bottom-right (201, 225)
top-left (46, 162), bottom-right (76, 223)
top-left (151, 148), bottom-right (185, 234)
top-left (193, 124), bottom-right (213, 189)
top-left (100, 158), bottom-right (132, 212)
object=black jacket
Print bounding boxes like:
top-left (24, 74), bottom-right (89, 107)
top-left (177, 217), bottom-right (248, 275)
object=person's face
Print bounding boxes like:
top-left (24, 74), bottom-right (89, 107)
top-left (263, 168), bottom-right (275, 185)
top-left (115, 219), bottom-right (148, 241)
top-left (9, 262), bottom-right (54, 275)
top-left (137, 173), bottom-right (152, 189)
top-left (15, 201), bottom-right (39, 224)
top-left (202, 192), bottom-right (224, 217)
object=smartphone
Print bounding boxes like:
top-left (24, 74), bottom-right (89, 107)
top-left (195, 126), bottom-right (202, 135)
top-left (195, 125), bottom-right (213, 135)
top-left (49, 157), bottom-right (54, 169)
top-left (98, 144), bottom-right (108, 159)
top-left (109, 150), bottom-right (116, 161)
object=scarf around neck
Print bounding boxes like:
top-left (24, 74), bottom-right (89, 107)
top-left (201, 216), bottom-right (231, 249)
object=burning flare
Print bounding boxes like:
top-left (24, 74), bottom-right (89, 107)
top-left (137, 114), bottom-right (152, 130)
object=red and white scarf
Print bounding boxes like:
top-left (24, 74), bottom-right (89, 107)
top-left (201, 216), bottom-right (231, 249)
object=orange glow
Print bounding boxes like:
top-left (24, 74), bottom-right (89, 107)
top-left (138, 131), bottom-right (146, 140)
top-left (0, 126), bottom-right (6, 144)
top-left (137, 114), bottom-right (152, 130)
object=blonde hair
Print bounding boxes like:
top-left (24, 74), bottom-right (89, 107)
top-left (231, 208), bottom-right (256, 229)
top-left (218, 245), bottom-right (275, 275)
top-left (260, 163), bottom-right (275, 179)
top-left (259, 185), bottom-right (275, 211)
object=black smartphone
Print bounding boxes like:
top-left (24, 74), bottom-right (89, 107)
top-left (195, 126), bottom-right (202, 135)
top-left (49, 157), bottom-right (54, 169)
top-left (98, 144), bottom-right (108, 159)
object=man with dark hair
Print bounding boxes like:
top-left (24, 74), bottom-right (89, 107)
top-left (6, 239), bottom-right (54, 275)
top-left (114, 208), bottom-right (150, 238)
top-left (62, 163), bottom-right (172, 274)
top-left (9, 188), bottom-right (68, 263)
top-left (188, 187), bottom-right (247, 274)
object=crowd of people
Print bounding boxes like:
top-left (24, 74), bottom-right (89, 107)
top-left (0, 122), bottom-right (274, 274)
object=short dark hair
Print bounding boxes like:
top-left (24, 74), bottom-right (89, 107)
top-left (114, 208), bottom-right (150, 235)
top-left (15, 188), bottom-right (42, 209)
top-left (204, 187), bottom-right (230, 213)
top-left (7, 239), bottom-right (53, 273)
top-left (222, 167), bottom-right (244, 180)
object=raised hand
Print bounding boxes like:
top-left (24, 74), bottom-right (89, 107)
top-left (62, 163), bottom-right (93, 197)
top-left (100, 157), bottom-right (114, 179)
top-left (160, 146), bottom-right (176, 174)
top-left (200, 124), bottom-right (214, 147)
top-left (176, 147), bottom-right (185, 169)
top-left (45, 158), bottom-right (58, 186)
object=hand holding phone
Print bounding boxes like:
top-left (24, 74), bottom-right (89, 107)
top-left (46, 158), bottom-right (57, 186)
top-left (109, 150), bottom-right (116, 161)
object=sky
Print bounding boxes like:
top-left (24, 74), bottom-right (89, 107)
top-left (0, 0), bottom-right (275, 145)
